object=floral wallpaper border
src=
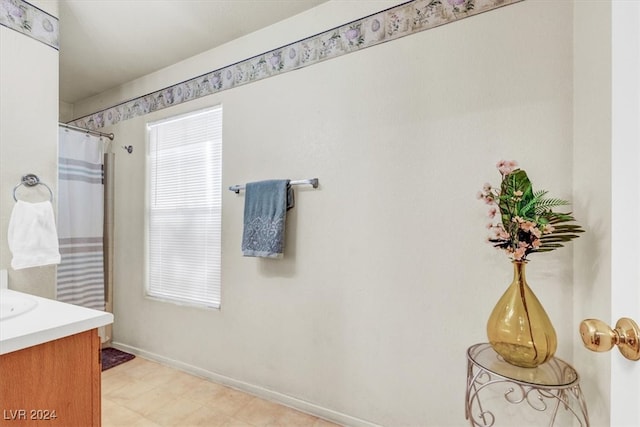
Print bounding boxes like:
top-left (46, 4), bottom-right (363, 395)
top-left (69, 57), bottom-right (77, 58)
top-left (70, 0), bottom-right (522, 130)
top-left (0, 0), bottom-right (58, 49)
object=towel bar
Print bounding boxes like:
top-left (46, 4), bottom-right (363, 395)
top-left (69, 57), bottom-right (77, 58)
top-left (229, 178), bottom-right (319, 194)
top-left (13, 174), bottom-right (54, 202)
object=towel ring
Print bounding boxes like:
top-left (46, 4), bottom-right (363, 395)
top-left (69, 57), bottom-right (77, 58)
top-left (12, 174), bottom-right (54, 202)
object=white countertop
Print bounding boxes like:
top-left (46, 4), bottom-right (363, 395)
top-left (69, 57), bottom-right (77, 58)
top-left (0, 288), bottom-right (114, 355)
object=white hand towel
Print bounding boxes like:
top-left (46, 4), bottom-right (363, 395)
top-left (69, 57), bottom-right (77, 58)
top-left (8, 200), bottom-right (61, 270)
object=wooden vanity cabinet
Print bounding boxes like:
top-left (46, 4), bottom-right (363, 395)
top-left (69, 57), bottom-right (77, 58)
top-left (0, 329), bottom-right (101, 426)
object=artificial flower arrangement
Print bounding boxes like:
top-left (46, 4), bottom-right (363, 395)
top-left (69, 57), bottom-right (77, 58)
top-left (478, 160), bottom-right (584, 261)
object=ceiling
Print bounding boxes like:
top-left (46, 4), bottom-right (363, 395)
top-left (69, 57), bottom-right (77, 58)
top-left (59, 0), bottom-right (328, 104)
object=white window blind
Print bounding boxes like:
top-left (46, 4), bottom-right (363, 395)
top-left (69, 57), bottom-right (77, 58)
top-left (146, 106), bottom-right (222, 308)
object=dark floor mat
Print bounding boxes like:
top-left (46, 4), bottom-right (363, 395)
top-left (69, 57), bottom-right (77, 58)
top-left (101, 347), bottom-right (135, 371)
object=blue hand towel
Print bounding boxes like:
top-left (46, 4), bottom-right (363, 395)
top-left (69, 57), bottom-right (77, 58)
top-left (242, 179), bottom-right (294, 258)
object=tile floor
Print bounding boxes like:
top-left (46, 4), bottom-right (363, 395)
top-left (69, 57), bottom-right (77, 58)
top-left (102, 356), bottom-right (342, 427)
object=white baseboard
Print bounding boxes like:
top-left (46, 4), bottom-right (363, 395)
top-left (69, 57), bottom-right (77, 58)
top-left (110, 342), bottom-right (382, 427)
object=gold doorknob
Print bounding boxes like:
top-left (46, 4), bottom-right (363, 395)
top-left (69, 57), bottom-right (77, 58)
top-left (580, 318), bottom-right (640, 361)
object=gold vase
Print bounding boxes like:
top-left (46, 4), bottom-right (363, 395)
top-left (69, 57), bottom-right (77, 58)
top-left (486, 261), bottom-right (557, 368)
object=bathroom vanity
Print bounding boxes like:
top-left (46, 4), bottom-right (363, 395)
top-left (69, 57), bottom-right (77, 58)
top-left (0, 288), bottom-right (113, 426)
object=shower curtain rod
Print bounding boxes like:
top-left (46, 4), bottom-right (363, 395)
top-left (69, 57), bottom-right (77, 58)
top-left (59, 122), bottom-right (115, 141)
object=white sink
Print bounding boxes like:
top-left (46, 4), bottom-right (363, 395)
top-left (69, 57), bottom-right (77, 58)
top-left (0, 289), bottom-right (38, 321)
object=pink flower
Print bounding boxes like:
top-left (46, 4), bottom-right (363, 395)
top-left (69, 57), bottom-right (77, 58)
top-left (531, 227), bottom-right (542, 238)
top-left (519, 221), bottom-right (540, 238)
top-left (477, 189), bottom-right (496, 205)
top-left (512, 246), bottom-right (527, 261)
top-left (491, 224), bottom-right (509, 240)
top-left (487, 207), bottom-right (497, 218)
top-left (520, 221), bottom-right (534, 231)
top-left (496, 160), bottom-right (518, 176)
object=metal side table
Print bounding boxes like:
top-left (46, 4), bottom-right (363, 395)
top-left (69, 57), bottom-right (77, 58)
top-left (465, 343), bottom-right (589, 426)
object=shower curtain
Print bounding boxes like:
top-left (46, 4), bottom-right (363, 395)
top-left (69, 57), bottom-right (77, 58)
top-left (56, 128), bottom-right (105, 311)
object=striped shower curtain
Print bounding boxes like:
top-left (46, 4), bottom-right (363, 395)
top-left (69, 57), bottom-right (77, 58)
top-left (56, 128), bottom-right (105, 311)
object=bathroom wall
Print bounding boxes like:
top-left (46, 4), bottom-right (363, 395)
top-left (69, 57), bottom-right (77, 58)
top-left (572, 1), bottom-right (612, 423)
top-left (72, 1), bottom-right (608, 425)
top-left (59, 100), bottom-right (74, 123)
top-left (0, 0), bottom-right (59, 298)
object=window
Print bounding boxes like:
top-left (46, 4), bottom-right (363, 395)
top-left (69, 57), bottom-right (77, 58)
top-left (146, 106), bottom-right (222, 308)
